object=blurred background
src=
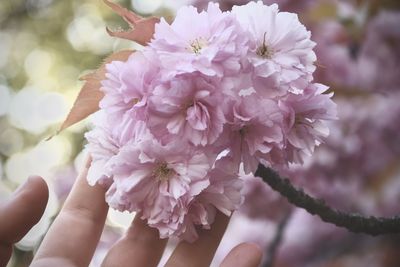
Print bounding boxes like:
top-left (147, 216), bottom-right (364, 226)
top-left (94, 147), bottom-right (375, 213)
top-left (0, 0), bottom-right (400, 266)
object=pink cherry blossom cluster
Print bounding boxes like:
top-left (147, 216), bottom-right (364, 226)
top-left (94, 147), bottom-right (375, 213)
top-left (85, 1), bottom-right (337, 242)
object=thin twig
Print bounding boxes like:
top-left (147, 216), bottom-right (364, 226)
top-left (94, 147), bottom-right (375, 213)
top-left (263, 211), bottom-right (292, 267)
top-left (255, 164), bottom-right (400, 236)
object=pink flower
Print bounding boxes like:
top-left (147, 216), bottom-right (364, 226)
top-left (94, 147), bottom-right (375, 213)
top-left (104, 127), bottom-right (212, 240)
top-left (85, 120), bottom-right (156, 188)
top-left (232, 1), bottom-right (316, 96)
top-left (148, 75), bottom-right (226, 146)
top-left (85, 125), bottom-right (120, 187)
top-left (198, 156), bottom-right (243, 216)
top-left (100, 50), bottom-right (160, 144)
top-left (168, 156), bottom-right (244, 242)
top-left (279, 83), bottom-right (337, 164)
top-left (150, 2), bottom-right (249, 78)
top-left (222, 93), bottom-right (284, 173)
top-left (192, 0), bottom-right (316, 13)
top-left (83, 1), bottom-right (337, 242)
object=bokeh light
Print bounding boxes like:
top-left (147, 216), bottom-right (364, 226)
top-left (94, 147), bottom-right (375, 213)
top-left (0, 85), bottom-right (11, 116)
top-left (4, 135), bottom-right (71, 185)
top-left (131, 0), bottom-right (163, 14)
top-left (8, 87), bottom-right (68, 134)
top-left (66, 4), bottom-right (113, 55)
top-left (0, 127), bottom-right (24, 157)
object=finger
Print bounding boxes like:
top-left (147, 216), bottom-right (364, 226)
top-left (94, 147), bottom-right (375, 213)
top-left (0, 176), bottom-right (49, 243)
top-left (32, 157), bottom-right (108, 267)
top-left (165, 211), bottom-right (230, 267)
top-left (102, 214), bottom-right (167, 267)
top-left (0, 176), bottom-right (48, 267)
top-left (220, 243), bottom-right (262, 267)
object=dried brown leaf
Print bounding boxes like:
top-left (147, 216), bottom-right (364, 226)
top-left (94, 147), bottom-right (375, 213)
top-left (104, 0), bottom-right (160, 45)
top-left (54, 50), bottom-right (134, 136)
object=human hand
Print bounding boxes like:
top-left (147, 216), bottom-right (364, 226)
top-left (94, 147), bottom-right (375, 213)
top-left (1, 158), bottom-right (262, 267)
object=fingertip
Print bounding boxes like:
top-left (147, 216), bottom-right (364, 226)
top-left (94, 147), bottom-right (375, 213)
top-left (26, 175), bottom-right (49, 200)
top-left (241, 242), bottom-right (263, 264)
top-left (18, 175), bottom-right (49, 214)
top-left (240, 242), bottom-right (262, 253)
top-left (0, 176), bottom-right (49, 244)
top-left (27, 175), bottom-right (46, 185)
top-left (165, 212), bottom-right (230, 267)
top-left (220, 242), bottom-right (263, 267)
top-left (102, 214), bottom-right (168, 267)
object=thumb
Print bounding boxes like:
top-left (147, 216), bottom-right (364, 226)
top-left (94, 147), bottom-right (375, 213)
top-left (0, 176), bottom-right (49, 266)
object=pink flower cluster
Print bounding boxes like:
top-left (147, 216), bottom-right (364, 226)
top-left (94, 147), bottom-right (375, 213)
top-left (85, 1), bottom-right (336, 241)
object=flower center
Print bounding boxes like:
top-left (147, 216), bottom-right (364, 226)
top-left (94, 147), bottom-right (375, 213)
top-left (189, 37), bottom-right (207, 55)
top-left (239, 126), bottom-right (248, 136)
top-left (153, 162), bottom-right (174, 182)
top-left (132, 98), bottom-right (139, 106)
top-left (256, 32), bottom-right (274, 59)
top-left (183, 100), bottom-right (194, 110)
top-left (295, 115), bottom-right (313, 127)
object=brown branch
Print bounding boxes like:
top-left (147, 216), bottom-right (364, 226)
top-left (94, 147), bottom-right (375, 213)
top-left (255, 164), bottom-right (400, 236)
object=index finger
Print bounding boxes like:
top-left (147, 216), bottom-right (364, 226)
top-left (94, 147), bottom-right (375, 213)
top-left (32, 157), bottom-right (108, 267)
